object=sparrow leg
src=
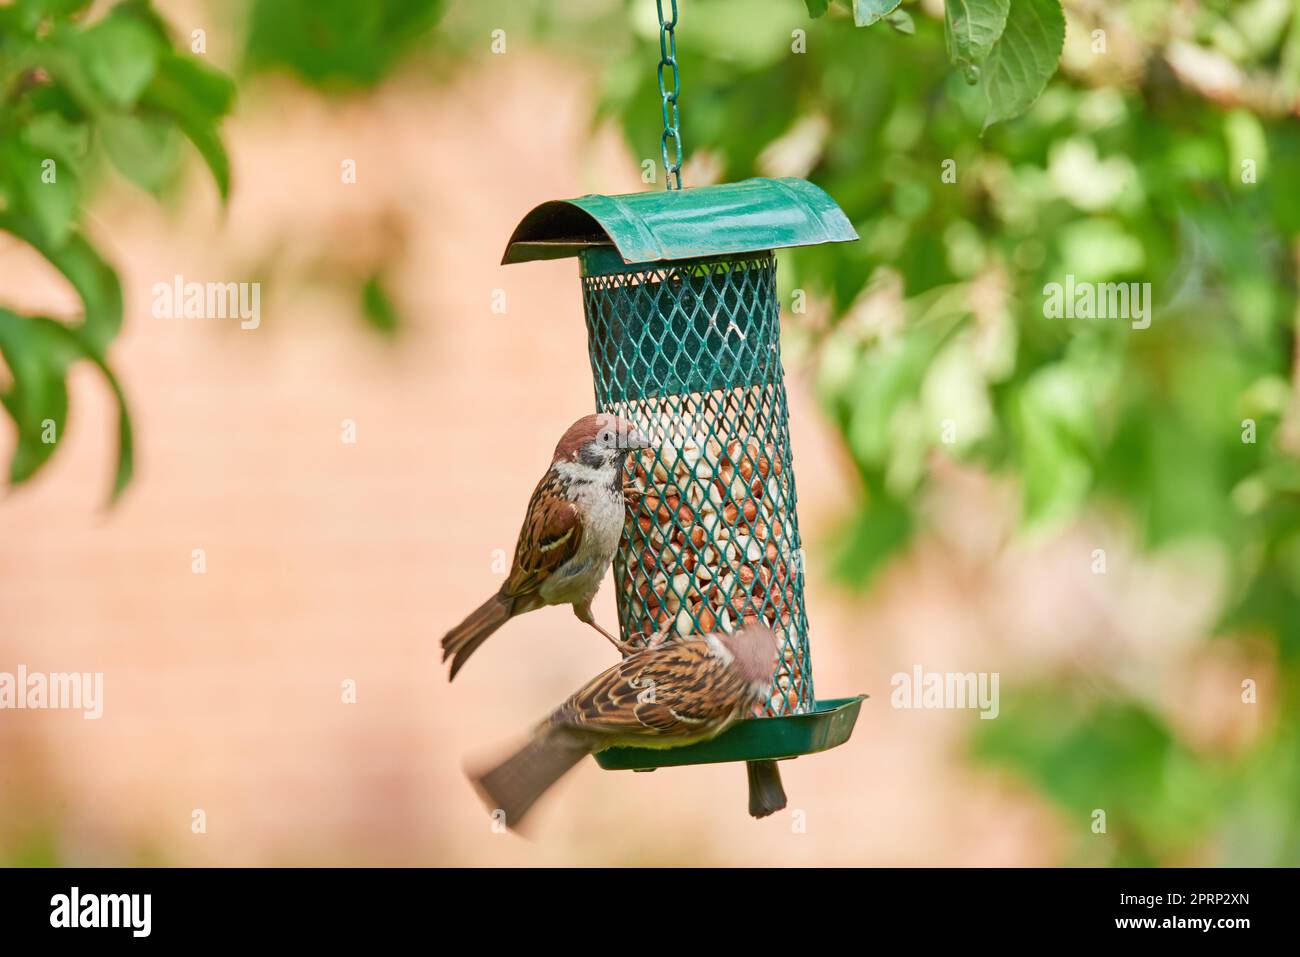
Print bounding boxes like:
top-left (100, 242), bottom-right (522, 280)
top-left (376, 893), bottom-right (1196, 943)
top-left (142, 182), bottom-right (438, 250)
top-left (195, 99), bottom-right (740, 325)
top-left (573, 602), bottom-right (639, 656)
top-left (622, 485), bottom-right (644, 522)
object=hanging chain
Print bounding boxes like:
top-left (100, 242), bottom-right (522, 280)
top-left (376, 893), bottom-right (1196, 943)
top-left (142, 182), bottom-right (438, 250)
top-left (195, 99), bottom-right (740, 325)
top-left (656, 0), bottom-right (683, 190)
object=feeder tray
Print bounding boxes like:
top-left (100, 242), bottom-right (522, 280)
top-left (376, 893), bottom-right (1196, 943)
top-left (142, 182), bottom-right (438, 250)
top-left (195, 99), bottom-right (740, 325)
top-left (595, 695), bottom-right (866, 771)
top-left (503, 177), bottom-right (863, 771)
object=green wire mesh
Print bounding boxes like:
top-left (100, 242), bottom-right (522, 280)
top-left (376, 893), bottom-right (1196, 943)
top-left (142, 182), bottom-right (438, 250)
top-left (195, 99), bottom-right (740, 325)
top-left (581, 249), bottom-right (812, 717)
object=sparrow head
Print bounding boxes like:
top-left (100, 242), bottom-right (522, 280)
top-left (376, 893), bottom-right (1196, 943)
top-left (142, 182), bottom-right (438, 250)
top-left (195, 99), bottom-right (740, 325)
top-left (552, 413), bottom-right (650, 469)
top-left (717, 621), bottom-right (779, 693)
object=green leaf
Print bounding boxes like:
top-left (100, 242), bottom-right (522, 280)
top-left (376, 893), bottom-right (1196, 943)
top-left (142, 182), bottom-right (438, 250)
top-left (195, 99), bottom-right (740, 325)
top-left (885, 9), bottom-right (915, 34)
top-left (1014, 362), bottom-right (1100, 528)
top-left (16, 0), bottom-right (93, 20)
top-left (45, 233), bottom-right (122, 354)
top-left (944, 0), bottom-right (1010, 82)
top-left (27, 171), bottom-right (78, 247)
top-left (9, 0), bottom-right (92, 34)
top-left (828, 493), bottom-right (914, 586)
top-left (139, 54), bottom-right (235, 199)
top-left (7, 143), bottom-right (79, 248)
top-left (100, 113), bottom-right (181, 194)
top-left (361, 273), bottom-right (400, 336)
top-left (19, 112), bottom-right (90, 170)
top-left (0, 213), bottom-right (124, 354)
top-left (0, 309), bottom-right (133, 501)
top-left (804, 0), bottom-right (831, 16)
top-left (245, 0), bottom-right (447, 89)
top-left (76, 11), bottom-right (161, 107)
top-left (176, 118), bottom-right (229, 199)
top-left (980, 0), bottom-right (1064, 131)
top-left (27, 39), bottom-right (109, 115)
top-left (157, 54), bottom-right (236, 117)
top-left (72, 328), bottom-right (133, 502)
top-left (0, 310), bottom-right (73, 484)
top-left (853, 0), bottom-right (902, 27)
top-left (844, 340), bottom-right (926, 467)
top-left (106, 367), bottom-right (132, 500)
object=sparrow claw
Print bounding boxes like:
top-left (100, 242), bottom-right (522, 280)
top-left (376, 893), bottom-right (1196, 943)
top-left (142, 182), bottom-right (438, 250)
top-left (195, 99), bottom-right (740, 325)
top-left (583, 617), bottom-right (634, 656)
top-left (596, 623), bottom-right (651, 658)
top-left (643, 616), bottom-right (675, 651)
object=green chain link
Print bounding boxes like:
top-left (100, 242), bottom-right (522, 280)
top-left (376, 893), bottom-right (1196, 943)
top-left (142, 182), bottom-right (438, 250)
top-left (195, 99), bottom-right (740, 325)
top-left (656, 0), bottom-right (683, 190)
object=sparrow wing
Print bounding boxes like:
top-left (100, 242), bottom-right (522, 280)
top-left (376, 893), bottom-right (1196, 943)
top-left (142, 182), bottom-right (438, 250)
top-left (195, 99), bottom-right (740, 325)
top-left (552, 640), bottom-right (742, 740)
top-left (504, 471), bottom-right (583, 599)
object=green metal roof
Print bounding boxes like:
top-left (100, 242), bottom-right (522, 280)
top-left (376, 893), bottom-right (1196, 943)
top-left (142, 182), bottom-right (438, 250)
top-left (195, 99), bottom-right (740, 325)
top-left (501, 176), bottom-right (857, 266)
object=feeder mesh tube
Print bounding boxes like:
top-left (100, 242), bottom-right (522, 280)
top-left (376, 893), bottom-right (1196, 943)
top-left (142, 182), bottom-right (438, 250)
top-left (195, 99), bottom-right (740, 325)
top-left (581, 251), bottom-right (812, 717)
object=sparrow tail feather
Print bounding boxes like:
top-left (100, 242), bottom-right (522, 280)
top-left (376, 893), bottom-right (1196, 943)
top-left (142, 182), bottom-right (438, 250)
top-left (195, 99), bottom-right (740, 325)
top-left (746, 759), bottom-right (787, 819)
top-left (472, 729), bottom-right (589, 829)
top-left (442, 589), bottom-right (513, 681)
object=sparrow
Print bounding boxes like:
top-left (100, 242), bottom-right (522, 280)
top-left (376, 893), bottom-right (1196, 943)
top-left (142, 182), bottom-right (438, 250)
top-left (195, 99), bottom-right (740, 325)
top-left (641, 615), bottom-right (788, 820)
top-left (441, 412), bottom-right (649, 681)
top-left (471, 621), bottom-right (779, 829)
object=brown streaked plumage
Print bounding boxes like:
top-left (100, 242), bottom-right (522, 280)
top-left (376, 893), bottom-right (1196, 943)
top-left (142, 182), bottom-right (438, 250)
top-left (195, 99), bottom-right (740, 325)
top-left (471, 622), bottom-right (779, 829)
top-left (441, 413), bottom-right (648, 680)
top-left (647, 614), bottom-right (789, 819)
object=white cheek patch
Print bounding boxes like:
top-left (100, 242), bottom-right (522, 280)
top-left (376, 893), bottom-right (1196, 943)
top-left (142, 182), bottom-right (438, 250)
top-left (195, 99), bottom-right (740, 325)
top-left (555, 460), bottom-right (611, 484)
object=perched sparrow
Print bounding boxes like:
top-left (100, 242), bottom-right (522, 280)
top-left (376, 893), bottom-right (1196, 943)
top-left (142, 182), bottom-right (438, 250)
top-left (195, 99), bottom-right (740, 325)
top-left (472, 621), bottom-right (779, 829)
top-left (441, 412), bottom-right (649, 680)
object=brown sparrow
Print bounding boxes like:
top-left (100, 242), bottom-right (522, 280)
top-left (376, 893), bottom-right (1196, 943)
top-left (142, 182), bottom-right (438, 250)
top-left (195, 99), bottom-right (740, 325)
top-left (645, 616), bottom-right (788, 820)
top-left (441, 412), bottom-right (649, 681)
top-left (471, 621), bottom-right (779, 829)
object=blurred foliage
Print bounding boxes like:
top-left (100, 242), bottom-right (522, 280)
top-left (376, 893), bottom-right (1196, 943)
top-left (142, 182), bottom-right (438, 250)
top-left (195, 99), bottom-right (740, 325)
top-left (1, 0), bottom-right (446, 500)
top-left (239, 0), bottom-right (452, 340)
top-left (361, 272), bottom-right (401, 337)
top-left (0, 0), bottom-right (233, 500)
top-left (244, 0), bottom-right (448, 89)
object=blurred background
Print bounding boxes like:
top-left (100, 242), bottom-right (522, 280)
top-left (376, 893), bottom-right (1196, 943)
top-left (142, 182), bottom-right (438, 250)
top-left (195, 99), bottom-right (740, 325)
top-left (1, 0), bottom-right (1298, 866)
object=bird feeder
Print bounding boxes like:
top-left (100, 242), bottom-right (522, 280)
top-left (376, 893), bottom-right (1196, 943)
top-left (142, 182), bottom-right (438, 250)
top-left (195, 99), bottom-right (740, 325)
top-left (501, 177), bottom-right (865, 772)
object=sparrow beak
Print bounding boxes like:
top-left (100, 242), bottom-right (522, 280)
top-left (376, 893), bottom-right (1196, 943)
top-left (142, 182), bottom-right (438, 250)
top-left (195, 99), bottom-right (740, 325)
top-left (626, 427), bottom-right (651, 450)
